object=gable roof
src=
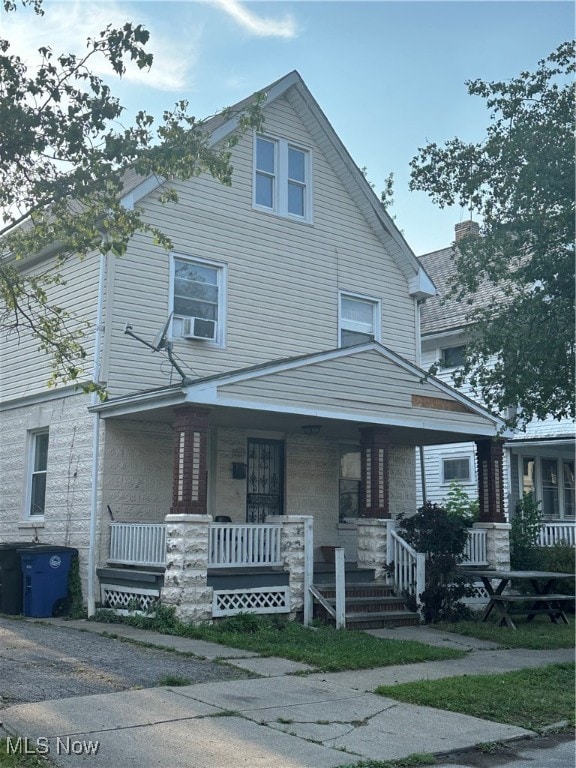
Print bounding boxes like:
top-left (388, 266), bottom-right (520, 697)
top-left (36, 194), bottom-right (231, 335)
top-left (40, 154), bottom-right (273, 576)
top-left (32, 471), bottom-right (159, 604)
top-left (91, 341), bottom-right (509, 442)
top-left (122, 71), bottom-right (435, 300)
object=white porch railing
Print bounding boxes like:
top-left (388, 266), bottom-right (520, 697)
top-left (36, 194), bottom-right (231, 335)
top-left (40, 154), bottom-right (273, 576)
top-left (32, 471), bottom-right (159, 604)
top-left (538, 522), bottom-right (575, 547)
top-left (208, 523), bottom-right (282, 568)
top-left (387, 528), bottom-right (425, 605)
top-left (109, 522), bottom-right (167, 567)
top-left (462, 529), bottom-right (488, 566)
top-left (108, 521), bottom-right (284, 569)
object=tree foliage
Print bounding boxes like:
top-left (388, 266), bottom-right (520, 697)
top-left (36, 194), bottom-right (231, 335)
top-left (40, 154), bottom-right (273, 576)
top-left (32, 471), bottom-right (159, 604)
top-left (410, 42), bottom-right (575, 425)
top-left (1, 0), bottom-right (263, 391)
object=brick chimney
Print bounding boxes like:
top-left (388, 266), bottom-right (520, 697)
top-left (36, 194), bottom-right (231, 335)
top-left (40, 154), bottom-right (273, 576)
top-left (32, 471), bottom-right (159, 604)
top-left (454, 220), bottom-right (480, 241)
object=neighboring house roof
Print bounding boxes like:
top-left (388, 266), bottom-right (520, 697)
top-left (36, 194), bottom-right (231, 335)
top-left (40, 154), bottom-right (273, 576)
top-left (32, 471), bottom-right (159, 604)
top-left (121, 70), bottom-right (435, 300)
top-left (418, 241), bottom-right (503, 337)
top-left (90, 341), bottom-right (509, 442)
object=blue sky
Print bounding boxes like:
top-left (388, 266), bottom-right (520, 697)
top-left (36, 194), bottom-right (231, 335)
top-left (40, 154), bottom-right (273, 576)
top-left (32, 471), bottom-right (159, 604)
top-left (7, 0), bottom-right (573, 253)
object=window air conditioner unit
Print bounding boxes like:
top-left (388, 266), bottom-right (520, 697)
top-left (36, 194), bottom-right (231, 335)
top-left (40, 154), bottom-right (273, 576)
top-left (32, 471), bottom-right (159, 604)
top-left (182, 317), bottom-right (217, 341)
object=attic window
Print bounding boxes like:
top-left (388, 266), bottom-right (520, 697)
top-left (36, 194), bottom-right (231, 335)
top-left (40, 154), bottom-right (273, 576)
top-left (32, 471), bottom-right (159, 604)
top-left (254, 135), bottom-right (312, 222)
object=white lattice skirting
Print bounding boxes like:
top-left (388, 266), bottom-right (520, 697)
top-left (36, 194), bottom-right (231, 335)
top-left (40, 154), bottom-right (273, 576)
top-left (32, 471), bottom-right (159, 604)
top-left (100, 584), bottom-right (160, 615)
top-left (213, 586), bottom-right (290, 617)
top-left (463, 580), bottom-right (490, 607)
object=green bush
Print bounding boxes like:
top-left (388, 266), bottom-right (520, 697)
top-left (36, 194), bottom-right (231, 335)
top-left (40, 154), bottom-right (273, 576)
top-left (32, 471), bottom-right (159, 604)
top-left (442, 482), bottom-right (479, 526)
top-left (395, 502), bottom-right (474, 623)
top-left (510, 493), bottom-right (543, 569)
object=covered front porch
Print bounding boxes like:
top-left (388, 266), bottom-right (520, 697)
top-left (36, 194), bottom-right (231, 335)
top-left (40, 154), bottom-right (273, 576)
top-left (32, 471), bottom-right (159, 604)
top-left (91, 343), bottom-right (511, 622)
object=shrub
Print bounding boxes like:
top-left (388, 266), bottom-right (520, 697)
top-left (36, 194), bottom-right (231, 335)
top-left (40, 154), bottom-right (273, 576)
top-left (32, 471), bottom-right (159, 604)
top-left (442, 482), bottom-right (479, 526)
top-left (395, 502), bottom-right (474, 623)
top-left (510, 493), bottom-right (543, 569)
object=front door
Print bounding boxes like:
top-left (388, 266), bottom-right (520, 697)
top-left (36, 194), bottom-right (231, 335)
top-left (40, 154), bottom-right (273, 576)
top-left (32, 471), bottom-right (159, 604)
top-left (246, 438), bottom-right (284, 522)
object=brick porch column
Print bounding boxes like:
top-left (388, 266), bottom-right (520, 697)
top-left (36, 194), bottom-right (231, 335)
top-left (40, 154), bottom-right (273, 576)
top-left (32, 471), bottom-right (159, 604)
top-left (476, 438), bottom-right (506, 523)
top-left (170, 407), bottom-right (210, 515)
top-left (360, 427), bottom-right (391, 518)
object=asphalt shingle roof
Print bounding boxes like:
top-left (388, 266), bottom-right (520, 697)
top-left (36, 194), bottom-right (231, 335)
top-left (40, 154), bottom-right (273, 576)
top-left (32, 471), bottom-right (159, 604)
top-left (418, 243), bottom-right (504, 336)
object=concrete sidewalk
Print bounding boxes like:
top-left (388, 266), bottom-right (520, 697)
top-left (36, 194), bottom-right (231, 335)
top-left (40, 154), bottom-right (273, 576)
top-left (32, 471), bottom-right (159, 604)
top-left (1, 618), bottom-right (572, 768)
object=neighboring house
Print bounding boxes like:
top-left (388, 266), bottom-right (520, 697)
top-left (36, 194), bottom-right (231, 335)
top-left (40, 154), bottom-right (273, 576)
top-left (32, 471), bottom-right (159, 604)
top-left (418, 221), bottom-right (575, 538)
top-left (0, 73), bottom-right (510, 620)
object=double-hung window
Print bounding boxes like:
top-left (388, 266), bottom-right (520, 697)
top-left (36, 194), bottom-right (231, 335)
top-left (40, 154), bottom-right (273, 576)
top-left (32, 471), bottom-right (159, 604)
top-left (339, 293), bottom-right (380, 347)
top-left (171, 256), bottom-right (225, 344)
top-left (254, 135), bottom-right (311, 221)
top-left (28, 431), bottom-right (49, 517)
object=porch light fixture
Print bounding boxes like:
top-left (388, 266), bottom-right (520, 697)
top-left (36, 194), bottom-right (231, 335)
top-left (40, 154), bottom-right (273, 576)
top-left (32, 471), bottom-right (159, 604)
top-left (301, 424), bottom-right (322, 436)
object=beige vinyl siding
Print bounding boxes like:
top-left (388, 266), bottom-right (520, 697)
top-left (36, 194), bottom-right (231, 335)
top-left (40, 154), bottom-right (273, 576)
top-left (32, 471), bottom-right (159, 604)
top-left (218, 349), bottom-right (494, 431)
top-left (0, 253), bottom-right (100, 401)
top-left (106, 95), bottom-right (417, 396)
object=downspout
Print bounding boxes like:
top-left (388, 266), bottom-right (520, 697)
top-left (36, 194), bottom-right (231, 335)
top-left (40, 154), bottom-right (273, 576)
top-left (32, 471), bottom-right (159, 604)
top-left (87, 252), bottom-right (106, 616)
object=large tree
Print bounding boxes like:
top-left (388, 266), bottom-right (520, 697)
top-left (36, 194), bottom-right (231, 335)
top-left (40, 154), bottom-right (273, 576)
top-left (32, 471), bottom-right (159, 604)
top-left (0, 0), bottom-right (262, 393)
top-left (410, 41), bottom-right (575, 426)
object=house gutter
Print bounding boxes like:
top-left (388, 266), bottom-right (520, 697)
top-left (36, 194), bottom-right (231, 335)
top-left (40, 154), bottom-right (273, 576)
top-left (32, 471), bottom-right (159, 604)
top-left (87, 252), bottom-right (106, 617)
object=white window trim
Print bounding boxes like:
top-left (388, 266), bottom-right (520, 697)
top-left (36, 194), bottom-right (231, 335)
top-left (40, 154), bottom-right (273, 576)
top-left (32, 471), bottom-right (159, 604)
top-left (338, 290), bottom-right (381, 347)
top-left (253, 133), bottom-right (313, 223)
top-left (25, 429), bottom-right (49, 519)
top-left (169, 253), bottom-right (227, 348)
top-left (517, 453), bottom-right (575, 520)
top-left (441, 454), bottom-right (474, 485)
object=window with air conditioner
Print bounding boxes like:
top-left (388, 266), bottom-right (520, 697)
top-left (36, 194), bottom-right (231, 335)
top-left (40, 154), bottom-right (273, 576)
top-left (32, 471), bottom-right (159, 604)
top-left (171, 256), bottom-right (225, 344)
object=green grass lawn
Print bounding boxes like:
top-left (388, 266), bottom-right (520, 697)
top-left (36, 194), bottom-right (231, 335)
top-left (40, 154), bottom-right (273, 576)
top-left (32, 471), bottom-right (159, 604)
top-left (375, 662), bottom-right (575, 733)
top-left (96, 609), bottom-right (464, 671)
top-left (436, 614), bottom-right (575, 649)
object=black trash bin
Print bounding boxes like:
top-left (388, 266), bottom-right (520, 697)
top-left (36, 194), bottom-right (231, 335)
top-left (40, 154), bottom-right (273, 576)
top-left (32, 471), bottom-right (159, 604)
top-left (0, 542), bottom-right (40, 615)
top-left (19, 546), bottom-right (78, 618)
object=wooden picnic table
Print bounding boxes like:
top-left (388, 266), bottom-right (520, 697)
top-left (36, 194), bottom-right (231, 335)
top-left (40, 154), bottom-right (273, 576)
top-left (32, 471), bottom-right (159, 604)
top-left (460, 569), bottom-right (575, 629)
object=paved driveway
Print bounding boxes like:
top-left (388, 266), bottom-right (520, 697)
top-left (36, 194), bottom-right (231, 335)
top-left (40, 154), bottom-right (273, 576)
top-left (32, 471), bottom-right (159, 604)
top-left (0, 617), bottom-right (248, 707)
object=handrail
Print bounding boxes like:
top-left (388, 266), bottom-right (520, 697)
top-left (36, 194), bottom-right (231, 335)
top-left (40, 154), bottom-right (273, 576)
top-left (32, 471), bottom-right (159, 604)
top-left (387, 527), bottom-right (425, 612)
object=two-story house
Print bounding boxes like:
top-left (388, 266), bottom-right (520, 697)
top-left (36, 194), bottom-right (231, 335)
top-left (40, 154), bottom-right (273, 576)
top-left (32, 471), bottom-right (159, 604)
top-left (418, 222), bottom-right (575, 542)
top-left (0, 72), bottom-right (509, 620)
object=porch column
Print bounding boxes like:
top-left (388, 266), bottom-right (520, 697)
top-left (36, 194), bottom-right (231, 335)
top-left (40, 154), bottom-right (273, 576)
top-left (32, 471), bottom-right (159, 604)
top-left (171, 407), bottom-right (210, 515)
top-left (476, 438), bottom-right (506, 523)
top-left (360, 427), bottom-right (391, 518)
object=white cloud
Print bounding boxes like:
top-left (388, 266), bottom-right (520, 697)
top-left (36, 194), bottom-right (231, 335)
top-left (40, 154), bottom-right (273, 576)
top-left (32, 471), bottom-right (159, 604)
top-left (3, 1), bottom-right (199, 91)
top-left (210, 0), bottom-right (297, 38)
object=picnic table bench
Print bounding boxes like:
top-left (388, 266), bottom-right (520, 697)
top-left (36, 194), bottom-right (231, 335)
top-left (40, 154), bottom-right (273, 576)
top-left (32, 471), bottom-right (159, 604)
top-left (459, 569), bottom-right (575, 630)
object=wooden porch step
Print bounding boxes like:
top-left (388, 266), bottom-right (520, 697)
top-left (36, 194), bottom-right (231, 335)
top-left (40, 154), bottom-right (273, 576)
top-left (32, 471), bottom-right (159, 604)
top-left (340, 596), bottom-right (407, 613)
top-left (316, 582), bottom-right (395, 599)
top-left (345, 611), bottom-right (421, 629)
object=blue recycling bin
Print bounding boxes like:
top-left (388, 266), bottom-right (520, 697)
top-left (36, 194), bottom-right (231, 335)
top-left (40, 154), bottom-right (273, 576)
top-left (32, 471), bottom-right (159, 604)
top-left (19, 546), bottom-right (78, 618)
